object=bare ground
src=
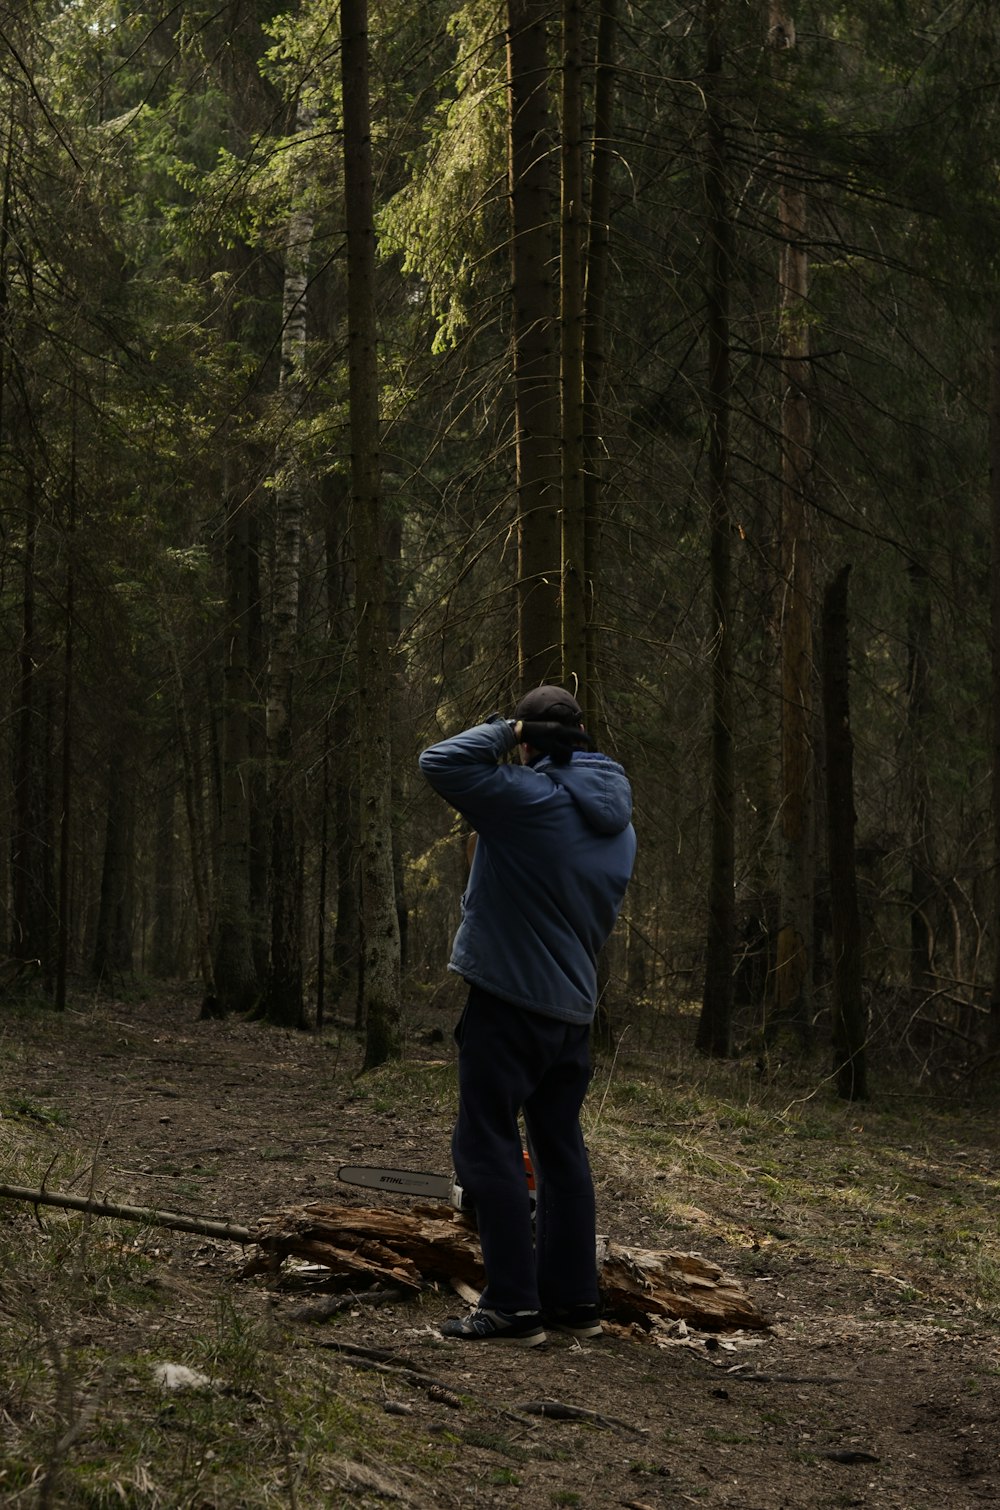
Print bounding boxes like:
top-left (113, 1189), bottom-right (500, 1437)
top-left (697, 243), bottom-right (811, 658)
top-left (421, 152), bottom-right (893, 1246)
top-left (4, 989), bottom-right (1000, 1509)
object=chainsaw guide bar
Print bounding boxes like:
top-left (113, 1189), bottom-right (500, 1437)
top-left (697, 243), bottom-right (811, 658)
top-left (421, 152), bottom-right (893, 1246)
top-left (337, 1165), bottom-right (465, 1207)
top-left (338, 1152), bottom-right (535, 1213)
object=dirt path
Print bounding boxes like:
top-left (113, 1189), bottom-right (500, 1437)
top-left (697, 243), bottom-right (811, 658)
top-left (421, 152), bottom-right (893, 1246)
top-left (8, 992), bottom-right (1000, 1508)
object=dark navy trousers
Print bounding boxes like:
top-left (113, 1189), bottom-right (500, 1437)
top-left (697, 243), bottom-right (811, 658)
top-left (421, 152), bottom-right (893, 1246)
top-left (452, 983), bottom-right (598, 1314)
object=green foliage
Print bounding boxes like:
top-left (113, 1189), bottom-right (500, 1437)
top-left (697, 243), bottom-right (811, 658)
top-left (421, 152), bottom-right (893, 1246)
top-left (379, 5), bottom-right (507, 349)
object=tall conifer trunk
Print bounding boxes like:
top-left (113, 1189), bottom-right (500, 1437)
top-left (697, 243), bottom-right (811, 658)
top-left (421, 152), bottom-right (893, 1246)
top-left (264, 97), bottom-right (315, 1028)
top-left (989, 308), bottom-right (1000, 1054)
top-left (508, 0), bottom-right (561, 687)
top-left (341, 0), bottom-right (401, 1067)
top-left (166, 631), bottom-right (216, 1005)
top-left (93, 747), bottom-right (136, 984)
top-left (822, 566), bottom-right (866, 1098)
top-left (770, 4), bottom-right (814, 1045)
top-left (213, 478), bottom-right (260, 1015)
top-left (11, 491), bottom-right (49, 979)
top-left (697, 0), bottom-right (735, 1057)
top-left (322, 481), bottom-right (361, 1010)
top-left (149, 775), bottom-right (178, 979)
top-left (560, 0), bottom-right (586, 696)
top-left (906, 542), bottom-right (935, 997)
top-left (581, 0), bottom-right (617, 731)
top-left (55, 455), bottom-right (75, 1011)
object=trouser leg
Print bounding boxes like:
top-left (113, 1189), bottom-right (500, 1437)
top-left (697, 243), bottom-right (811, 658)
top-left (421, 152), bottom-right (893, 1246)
top-left (452, 988), bottom-right (539, 1312)
top-left (524, 1027), bottom-right (598, 1311)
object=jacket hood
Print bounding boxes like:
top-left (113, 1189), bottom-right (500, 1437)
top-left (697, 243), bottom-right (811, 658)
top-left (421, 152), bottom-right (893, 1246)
top-left (540, 751), bottom-right (633, 836)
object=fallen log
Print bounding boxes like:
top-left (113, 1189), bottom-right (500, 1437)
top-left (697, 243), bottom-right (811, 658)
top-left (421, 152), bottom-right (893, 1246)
top-left (249, 1200), bottom-right (769, 1333)
top-left (0, 1184), bottom-right (767, 1332)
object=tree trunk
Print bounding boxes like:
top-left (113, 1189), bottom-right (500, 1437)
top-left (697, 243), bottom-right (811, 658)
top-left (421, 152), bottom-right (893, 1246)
top-left (11, 490), bottom-right (51, 983)
top-left (165, 630), bottom-right (216, 1004)
top-left (697, 0), bottom-right (735, 1058)
top-left (990, 307), bottom-right (1000, 1054)
top-left (213, 482), bottom-right (261, 1015)
top-left (384, 505), bottom-right (409, 974)
top-left (581, 0), bottom-right (617, 733)
top-left (316, 729), bottom-right (331, 1031)
top-left (264, 97), bottom-right (315, 1030)
top-left (55, 463), bottom-right (75, 1011)
top-left (246, 506), bottom-right (270, 985)
top-left (822, 566), bottom-right (867, 1099)
top-left (560, 0), bottom-right (586, 698)
top-left (93, 748), bottom-right (135, 984)
top-left (149, 774), bottom-right (178, 979)
top-left (906, 536), bottom-right (935, 998)
top-left (341, 0), bottom-right (402, 1068)
top-left (323, 483), bottom-right (361, 1012)
top-left (508, 0), bottom-right (561, 688)
top-left (770, 4), bottom-right (813, 1047)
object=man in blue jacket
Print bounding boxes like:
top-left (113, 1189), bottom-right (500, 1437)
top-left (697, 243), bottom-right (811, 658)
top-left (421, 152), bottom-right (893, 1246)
top-left (419, 685), bottom-right (636, 1346)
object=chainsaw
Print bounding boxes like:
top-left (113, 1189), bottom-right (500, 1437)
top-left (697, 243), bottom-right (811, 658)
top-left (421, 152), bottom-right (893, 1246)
top-left (338, 1151), bottom-right (535, 1214)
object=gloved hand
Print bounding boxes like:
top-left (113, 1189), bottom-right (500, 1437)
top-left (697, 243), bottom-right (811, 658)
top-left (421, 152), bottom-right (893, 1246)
top-left (518, 720), bottom-right (594, 762)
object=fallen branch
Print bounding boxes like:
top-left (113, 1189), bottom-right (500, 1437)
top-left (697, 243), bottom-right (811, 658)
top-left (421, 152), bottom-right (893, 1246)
top-left (723, 1370), bottom-right (847, 1385)
top-left (517, 1399), bottom-right (649, 1436)
top-left (306, 1338), bottom-right (463, 1402)
top-left (0, 1183), bottom-right (252, 1244)
top-left (285, 1288), bottom-right (404, 1323)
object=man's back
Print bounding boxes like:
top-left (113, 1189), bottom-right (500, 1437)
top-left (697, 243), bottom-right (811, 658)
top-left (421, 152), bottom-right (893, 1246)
top-left (419, 717), bottom-right (636, 1022)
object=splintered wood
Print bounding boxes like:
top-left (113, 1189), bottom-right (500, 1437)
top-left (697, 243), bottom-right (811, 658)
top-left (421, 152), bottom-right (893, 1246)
top-left (247, 1201), bottom-right (768, 1333)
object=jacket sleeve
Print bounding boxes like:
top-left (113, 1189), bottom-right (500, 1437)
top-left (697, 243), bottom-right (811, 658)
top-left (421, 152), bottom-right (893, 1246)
top-left (418, 716), bottom-right (527, 825)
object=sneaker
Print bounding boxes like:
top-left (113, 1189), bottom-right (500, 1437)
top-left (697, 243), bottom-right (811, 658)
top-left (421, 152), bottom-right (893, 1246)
top-left (439, 1306), bottom-right (547, 1346)
top-left (545, 1303), bottom-right (603, 1338)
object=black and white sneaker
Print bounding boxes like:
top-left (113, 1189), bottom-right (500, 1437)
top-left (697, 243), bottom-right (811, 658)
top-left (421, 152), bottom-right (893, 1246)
top-left (439, 1306), bottom-right (547, 1346)
top-left (545, 1303), bottom-right (603, 1338)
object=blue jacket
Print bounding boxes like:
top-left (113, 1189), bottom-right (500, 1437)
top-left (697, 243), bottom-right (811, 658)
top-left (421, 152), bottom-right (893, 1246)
top-left (419, 717), bottom-right (637, 1024)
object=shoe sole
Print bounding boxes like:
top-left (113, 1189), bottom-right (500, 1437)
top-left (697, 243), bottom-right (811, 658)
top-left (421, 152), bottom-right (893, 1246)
top-left (440, 1326), bottom-right (548, 1346)
top-left (551, 1324), bottom-right (603, 1338)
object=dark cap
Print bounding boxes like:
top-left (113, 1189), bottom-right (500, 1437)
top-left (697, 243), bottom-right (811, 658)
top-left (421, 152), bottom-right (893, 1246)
top-left (514, 684), bottom-right (584, 725)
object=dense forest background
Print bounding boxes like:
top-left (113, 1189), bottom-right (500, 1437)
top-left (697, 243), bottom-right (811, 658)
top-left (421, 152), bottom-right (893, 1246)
top-left (3, 0), bottom-right (999, 1092)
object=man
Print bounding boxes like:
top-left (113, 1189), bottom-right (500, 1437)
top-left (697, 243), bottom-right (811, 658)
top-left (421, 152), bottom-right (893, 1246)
top-left (418, 685), bottom-right (636, 1346)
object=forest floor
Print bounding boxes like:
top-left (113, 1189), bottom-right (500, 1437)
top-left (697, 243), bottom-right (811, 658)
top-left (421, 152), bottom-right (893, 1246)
top-left (2, 987), bottom-right (1000, 1509)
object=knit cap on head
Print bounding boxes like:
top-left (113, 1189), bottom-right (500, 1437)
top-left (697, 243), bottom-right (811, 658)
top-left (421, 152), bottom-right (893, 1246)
top-left (514, 684), bottom-right (584, 726)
